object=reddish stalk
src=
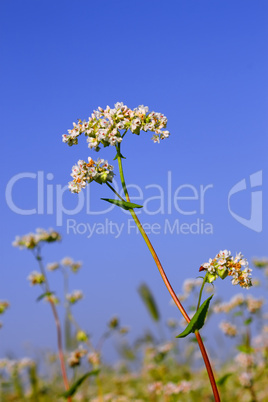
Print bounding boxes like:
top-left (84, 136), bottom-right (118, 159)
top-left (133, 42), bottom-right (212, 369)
top-left (36, 251), bottom-right (71, 401)
top-left (129, 209), bottom-right (220, 402)
top-left (115, 145), bottom-right (220, 402)
top-left (49, 301), bottom-right (71, 398)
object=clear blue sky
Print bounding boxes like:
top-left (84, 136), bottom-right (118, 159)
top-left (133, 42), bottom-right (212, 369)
top-left (1, 0), bottom-right (267, 360)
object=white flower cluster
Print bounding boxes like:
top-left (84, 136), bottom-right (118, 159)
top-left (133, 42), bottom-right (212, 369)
top-left (62, 102), bottom-right (170, 150)
top-left (67, 346), bottom-right (87, 368)
top-left (61, 257), bottom-right (82, 272)
top-left (219, 321), bottom-right (238, 337)
top-left (148, 380), bottom-right (192, 396)
top-left (246, 295), bottom-right (264, 313)
top-left (27, 271), bottom-right (45, 286)
top-left (239, 372), bottom-right (253, 388)
top-left (0, 358), bottom-right (35, 374)
top-left (235, 352), bottom-right (255, 369)
top-left (213, 293), bottom-right (263, 314)
top-left (46, 258), bottom-right (82, 272)
top-left (69, 157), bottom-right (114, 193)
top-left (0, 301), bottom-right (9, 315)
top-left (183, 278), bottom-right (203, 295)
top-left (13, 228), bottom-right (61, 249)
top-left (213, 294), bottom-right (245, 313)
top-left (66, 290), bottom-right (83, 304)
top-left (87, 351), bottom-right (101, 367)
top-left (200, 250), bottom-right (252, 289)
top-left (46, 262), bottom-right (60, 271)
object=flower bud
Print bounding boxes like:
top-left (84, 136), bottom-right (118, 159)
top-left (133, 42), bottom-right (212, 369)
top-left (76, 330), bottom-right (88, 342)
top-left (216, 267), bottom-right (228, 279)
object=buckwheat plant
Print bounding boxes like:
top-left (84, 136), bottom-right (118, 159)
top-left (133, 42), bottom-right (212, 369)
top-left (13, 229), bottom-right (72, 401)
top-left (63, 102), bottom-right (253, 401)
top-left (46, 257), bottom-right (87, 352)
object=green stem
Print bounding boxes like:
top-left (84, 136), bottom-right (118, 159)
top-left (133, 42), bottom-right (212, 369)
top-left (114, 144), bottom-right (220, 402)
top-left (116, 143), bottom-right (129, 197)
top-left (196, 273), bottom-right (208, 311)
top-left (67, 309), bottom-right (95, 352)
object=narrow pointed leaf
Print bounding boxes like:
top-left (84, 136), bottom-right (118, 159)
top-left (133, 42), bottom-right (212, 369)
top-left (61, 369), bottom-right (100, 398)
top-left (233, 311), bottom-right (243, 317)
top-left (101, 198), bottom-right (143, 210)
top-left (244, 317), bottom-right (252, 326)
top-left (138, 283), bottom-right (160, 322)
top-left (236, 345), bottom-right (254, 354)
top-left (36, 292), bottom-right (54, 302)
top-left (216, 372), bottom-right (232, 386)
top-left (176, 295), bottom-right (213, 338)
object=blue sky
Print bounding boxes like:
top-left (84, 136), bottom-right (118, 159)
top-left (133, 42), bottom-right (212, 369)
top-left (1, 0), bottom-right (267, 360)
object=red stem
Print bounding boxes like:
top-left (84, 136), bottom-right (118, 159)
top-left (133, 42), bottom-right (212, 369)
top-left (36, 252), bottom-right (71, 401)
top-left (116, 147), bottom-right (220, 401)
top-left (49, 301), bottom-right (71, 401)
top-left (128, 209), bottom-right (221, 402)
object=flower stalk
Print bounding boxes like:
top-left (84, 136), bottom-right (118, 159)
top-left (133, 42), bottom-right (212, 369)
top-left (34, 247), bottom-right (71, 401)
top-left (115, 143), bottom-right (221, 402)
top-left (196, 273), bottom-right (209, 311)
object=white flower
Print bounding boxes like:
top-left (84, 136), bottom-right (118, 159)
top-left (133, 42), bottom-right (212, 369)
top-left (239, 372), bottom-right (253, 387)
top-left (217, 250), bottom-right (231, 258)
top-left (134, 105), bottom-right (149, 115)
top-left (219, 321), bottom-right (237, 337)
top-left (116, 121), bottom-right (125, 130)
top-left (27, 271), bottom-right (45, 285)
top-left (235, 352), bottom-right (254, 368)
top-left (66, 290), bottom-right (83, 304)
top-left (182, 278), bottom-right (202, 294)
top-left (152, 134), bottom-right (160, 143)
top-left (240, 258), bottom-right (249, 267)
top-left (234, 252), bottom-right (244, 262)
top-left (47, 262), bottom-right (60, 271)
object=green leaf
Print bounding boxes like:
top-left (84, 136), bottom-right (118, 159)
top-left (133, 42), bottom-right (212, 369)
top-left (216, 372), bottom-right (232, 386)
top-left (138, 283), bottom-right (160, 322)
top-left (244, 317), bottom-right (252, 326)
top-left (61, 369), bottom-right (100, 398)
top-left (236, 345), bottom-right (254, 354)
top-left (101, 198), bottom-right (143, 210)
top-left (36, 292), bottom-right (54, 302)
top-left (233, 311), bottom-right (243, 317)
top-left (176, 295), bottom-right (213, 338)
